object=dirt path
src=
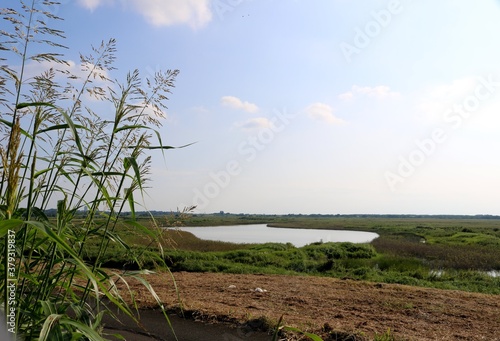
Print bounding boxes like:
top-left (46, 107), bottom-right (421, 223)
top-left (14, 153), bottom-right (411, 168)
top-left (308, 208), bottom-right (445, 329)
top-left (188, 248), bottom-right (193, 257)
top-left (116, 271), bottom-right (500, 340)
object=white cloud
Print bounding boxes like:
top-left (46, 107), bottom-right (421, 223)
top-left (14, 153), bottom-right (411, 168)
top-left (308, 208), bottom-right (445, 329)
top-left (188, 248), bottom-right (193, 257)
top-left (78, 0), bottom-right (113, 11)
top-left (467, 100), bottom-right (500, 133)
top-left (415, 77), bottom-right (500, 128)
top-left (305, 103), bottom-right (345, 125)
top-left (416, 77), bottom-right (479, 124)
top-left (339, 85), bottom-right (400, 101)
top-left (78, 0), bottom-right (212, 28)
top-left (131, 0), bottom-right (212, 28)
top-left (21, 59), bottom-right (109, 84)
top-left (189, 105), bottom-right (210, 114)
top-left (221, 96), bottom-right (259, 113)
top-left (135, 101), bottom-right (168, 121)
top-left (338, 92), bottom-right (354, 101)
top-left (235, 117), bottom-right (273, 131)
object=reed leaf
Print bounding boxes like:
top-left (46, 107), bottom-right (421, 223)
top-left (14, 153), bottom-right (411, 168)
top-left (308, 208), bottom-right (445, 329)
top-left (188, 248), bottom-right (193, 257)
top-left (0, 219), bottom-right (23, 237)
top-left (1, 2), bottom-right (184, 339)
top-left (0, 118), bottom-right (33, 139)
top-left (123, 157), bottom-right (142, 191)
top-left (282, 326), bottom-right (324, 341)
top-left (58, 318), bottom-right (107, 341)
top-left (39, 313), bottom-right (63, 341)
top-left (128, 273), bottom-right (179, 341)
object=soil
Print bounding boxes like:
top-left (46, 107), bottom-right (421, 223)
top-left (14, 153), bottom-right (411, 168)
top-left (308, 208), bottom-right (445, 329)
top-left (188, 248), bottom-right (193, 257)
top-left (112, 271), bottom-right (500, 341)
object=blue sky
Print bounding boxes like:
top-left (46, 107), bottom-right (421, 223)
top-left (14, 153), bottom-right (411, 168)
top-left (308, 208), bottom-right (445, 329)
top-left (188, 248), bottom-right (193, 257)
top-left (7, 0), bottom-right (500, 214)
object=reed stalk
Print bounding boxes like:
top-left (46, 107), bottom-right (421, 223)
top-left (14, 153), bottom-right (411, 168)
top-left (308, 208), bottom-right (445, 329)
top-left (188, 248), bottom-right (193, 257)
top-left (0, 1), bottom-right (182, 339)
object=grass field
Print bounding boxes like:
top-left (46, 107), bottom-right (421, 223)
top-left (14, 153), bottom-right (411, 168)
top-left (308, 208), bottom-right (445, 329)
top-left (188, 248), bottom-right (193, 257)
top-left (82, 214), bottom-right (500, 294)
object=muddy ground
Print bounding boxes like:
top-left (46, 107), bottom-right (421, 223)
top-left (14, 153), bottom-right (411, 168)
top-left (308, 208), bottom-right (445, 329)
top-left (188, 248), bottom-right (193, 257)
top-left (111, 271), bottom-right (500, 341)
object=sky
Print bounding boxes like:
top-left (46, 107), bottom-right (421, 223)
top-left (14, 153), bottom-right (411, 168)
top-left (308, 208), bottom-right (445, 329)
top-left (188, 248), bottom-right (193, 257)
top-left (5, 0), bottom-right (500, 215)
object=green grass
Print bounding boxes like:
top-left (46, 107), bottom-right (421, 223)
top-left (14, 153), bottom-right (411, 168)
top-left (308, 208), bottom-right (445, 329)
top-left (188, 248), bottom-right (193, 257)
top-left (81, 217), bottom-right (500, 294)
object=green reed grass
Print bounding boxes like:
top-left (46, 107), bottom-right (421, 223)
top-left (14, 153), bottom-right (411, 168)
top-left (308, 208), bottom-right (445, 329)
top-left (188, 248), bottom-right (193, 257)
top-left (0, 1), bottom-right (184, 339)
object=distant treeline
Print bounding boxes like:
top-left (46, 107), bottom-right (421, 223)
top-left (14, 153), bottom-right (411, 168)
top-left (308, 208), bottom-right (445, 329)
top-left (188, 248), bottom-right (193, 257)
top-left (42, 209), bottom-right (500, 220)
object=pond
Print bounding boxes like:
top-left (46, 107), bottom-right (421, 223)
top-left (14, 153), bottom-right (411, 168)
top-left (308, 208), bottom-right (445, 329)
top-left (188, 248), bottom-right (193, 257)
top-left (176, 224), bottom-right (379, 247)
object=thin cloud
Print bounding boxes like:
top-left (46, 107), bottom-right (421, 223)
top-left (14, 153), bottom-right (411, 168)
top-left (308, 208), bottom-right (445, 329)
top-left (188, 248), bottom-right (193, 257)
top-left (135, 101), bottom-right (168, 121)
top-left (78, 0), bottom-right (212, 29)
top-left (416, 77), bottom-right (485, 124)
top-left (338, 92), bottom-right (354, 101)
top-left (189, 105), bottom-right (210, 114)
top-left (306, 103), bottom-right (345, 125)
top-left (21, 59), bottom-right (110, 84)
top-left (78, 0), bottom-right (106, 11)
top-left (339, 85), bottom-right (400, 101)
top-left (221, 96), bottom-right (259, 113)
top-left (235, 117), bottom-right (273, 131)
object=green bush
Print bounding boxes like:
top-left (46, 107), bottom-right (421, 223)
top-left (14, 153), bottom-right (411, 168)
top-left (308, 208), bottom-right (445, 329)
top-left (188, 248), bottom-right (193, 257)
top-left (303, 242), bottom-right (376, 261)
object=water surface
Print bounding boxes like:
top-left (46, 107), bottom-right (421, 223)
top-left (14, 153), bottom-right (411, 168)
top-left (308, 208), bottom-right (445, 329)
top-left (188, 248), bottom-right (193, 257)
top-left (176, 224), bottom-right (379, 247)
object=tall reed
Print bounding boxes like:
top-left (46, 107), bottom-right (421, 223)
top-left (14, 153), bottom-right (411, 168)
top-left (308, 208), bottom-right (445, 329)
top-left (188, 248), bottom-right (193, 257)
top-left (0, 1), bottom-right (181, 339)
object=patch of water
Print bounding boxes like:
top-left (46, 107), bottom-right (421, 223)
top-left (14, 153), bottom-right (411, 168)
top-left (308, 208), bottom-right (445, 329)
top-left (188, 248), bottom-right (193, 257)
top-left (429, 270), bottom-right (444, 277)
top-left (429, 270), bottom-right (500, 278)
top-left (175, 224), bottom-right (379, 247)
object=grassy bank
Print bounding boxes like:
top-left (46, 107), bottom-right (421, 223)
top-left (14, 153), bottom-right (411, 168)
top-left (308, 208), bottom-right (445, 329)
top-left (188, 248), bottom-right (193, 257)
top-left (83, 214), bottom-right (500, 294)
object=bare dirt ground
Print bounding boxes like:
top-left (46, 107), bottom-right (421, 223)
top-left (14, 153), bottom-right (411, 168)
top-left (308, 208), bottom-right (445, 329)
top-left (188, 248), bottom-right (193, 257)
top-left (117, 271), bottom-right (500, 341)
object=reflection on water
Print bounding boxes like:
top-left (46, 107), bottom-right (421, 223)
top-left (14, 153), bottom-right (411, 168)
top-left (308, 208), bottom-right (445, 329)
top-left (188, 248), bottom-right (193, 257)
top-left (175, 224), bottom-right (379, 247)
top-left (429, 270), bottom-right (500, 278)
top-left (429, 270), bottom-right (444, 277)
top-left (487, 270), bottom-right (500, 278)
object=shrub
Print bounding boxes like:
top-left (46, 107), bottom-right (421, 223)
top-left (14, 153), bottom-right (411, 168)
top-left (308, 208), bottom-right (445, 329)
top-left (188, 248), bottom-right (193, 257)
top-left (303, 242), bottom-right (375, 261)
